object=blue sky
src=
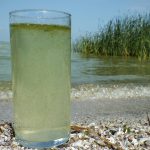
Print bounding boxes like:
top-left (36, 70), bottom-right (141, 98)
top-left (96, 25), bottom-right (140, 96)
top-left (0, 0), bottom-right (150, 41)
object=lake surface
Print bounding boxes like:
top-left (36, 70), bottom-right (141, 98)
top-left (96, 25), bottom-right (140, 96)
top-left (0, 41), bottom-right (150, 100)
top-left (72, 54), bottom-right (150, 85)
top-left (0, 41), bottom-right (11, 81)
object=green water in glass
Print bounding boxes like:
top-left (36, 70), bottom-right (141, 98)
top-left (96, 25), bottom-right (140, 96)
top-left (10, 24), bottom-right (71, 142)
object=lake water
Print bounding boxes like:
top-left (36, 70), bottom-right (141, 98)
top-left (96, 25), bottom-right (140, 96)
top-left (0, 41), bottom-right (150, 100)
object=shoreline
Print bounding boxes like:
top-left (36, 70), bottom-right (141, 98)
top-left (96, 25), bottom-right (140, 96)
top-left (0, 97), bottom-right (150, 123)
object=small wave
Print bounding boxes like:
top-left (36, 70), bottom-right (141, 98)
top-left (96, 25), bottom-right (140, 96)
top-left (71, 83), bottom-right (150, 100)
top-left (1, 83), bottom-right (150, 100)
top-left (0, 91), bottom-right (12, 100)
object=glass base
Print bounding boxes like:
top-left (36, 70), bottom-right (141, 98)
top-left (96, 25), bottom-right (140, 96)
top-left (16, 136), bottom-right (69, 149)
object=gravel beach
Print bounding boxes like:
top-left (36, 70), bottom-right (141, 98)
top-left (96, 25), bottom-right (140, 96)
top-left (0, 93), bottom-right (150, 149)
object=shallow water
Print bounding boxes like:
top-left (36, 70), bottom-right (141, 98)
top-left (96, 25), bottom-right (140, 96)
top-left (0, 41), bottom-right (150, 100)
top-left (71, 53), bottom-right (150, 99)
top-left (72, 53), bottom-right (150, 85)
top-left (0, 42), bottom-right (11, 81)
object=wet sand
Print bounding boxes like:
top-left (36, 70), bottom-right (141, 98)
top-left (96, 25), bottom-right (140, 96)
top-left (72, 98), bottom-right (150, 123)
top-left (0, 97), bottom-right (150, 123)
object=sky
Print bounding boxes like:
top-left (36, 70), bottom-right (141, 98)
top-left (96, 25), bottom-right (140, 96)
top-left (0, 0), bottom-right (150, 41)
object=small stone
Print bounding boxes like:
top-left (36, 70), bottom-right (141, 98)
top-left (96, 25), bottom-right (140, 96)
top-left (89, 137), bottom-right (95, 143)
top-left (4, 136), bottom-right (8, 141)
top-left (78, 133), bottom-right (84, 139)
top-left (135, 129), bottom-right (139, 133)
top-left (69, 147), bottom-right (77, 150)
top-left (116, 128), bottom-right (124, 136)
top-left (72, 140), bottom-right (84, 147)
top-left (108, 137), bottom-right (116, 144)
top-left (88, 123), bottom-right (96, 127)
top-left (95, 140), bottom-right (106, 147)
top-left (82, 140), bottom-right (91, 146)
top-left (4, 124), bottom-right (9, 129)
top-left (109, 129), bottom-right (117, 135)
top-left (128, 135), bottom-right (134, 142)
top-left (83, 144), bottom-right (90, 149)
top-left (131, 138), bottom-right (138, 146)
top-left (144, 140), bottom-right (150, 147)
top-left (0, 126), bottom-right (5, 131)
top-left (139, 137), bottom-right (150, 145)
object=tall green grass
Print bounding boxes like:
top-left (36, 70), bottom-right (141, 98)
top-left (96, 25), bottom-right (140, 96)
top-left (73, 13), bottom-right (150, 60)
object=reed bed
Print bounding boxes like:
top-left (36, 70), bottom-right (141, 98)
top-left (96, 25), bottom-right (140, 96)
top-left (73, 13), bottom-right (150, 60)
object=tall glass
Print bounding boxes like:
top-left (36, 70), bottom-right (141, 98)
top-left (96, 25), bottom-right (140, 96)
top-left (9, 10), bottom-right (71, 148)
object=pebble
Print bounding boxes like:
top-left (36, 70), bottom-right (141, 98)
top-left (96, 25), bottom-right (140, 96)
top-left (131, 138), bottom-right (138, 146)
top-left (72, 140), bottom-right (83, 147)
top-left (0, 118), bottom-right (150, 150)
top-left (145, 140), bottom-right (150, 147)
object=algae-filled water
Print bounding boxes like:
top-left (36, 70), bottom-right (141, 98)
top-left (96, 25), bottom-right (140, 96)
top-left (10, 24), bottom-right (71, 142)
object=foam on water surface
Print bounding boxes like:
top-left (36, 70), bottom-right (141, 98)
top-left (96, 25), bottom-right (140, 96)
top-left (71, 83), bottom-right (150, 100)
top-left (1, 83), bottom-right (150, 100)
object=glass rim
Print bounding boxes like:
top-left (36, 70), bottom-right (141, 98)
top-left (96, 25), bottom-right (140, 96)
top-left (9, 9), bottom-right (71, 19)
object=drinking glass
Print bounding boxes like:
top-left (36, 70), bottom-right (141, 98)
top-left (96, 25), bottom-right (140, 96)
top-left (9, 9), bottom-right (71, 148)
